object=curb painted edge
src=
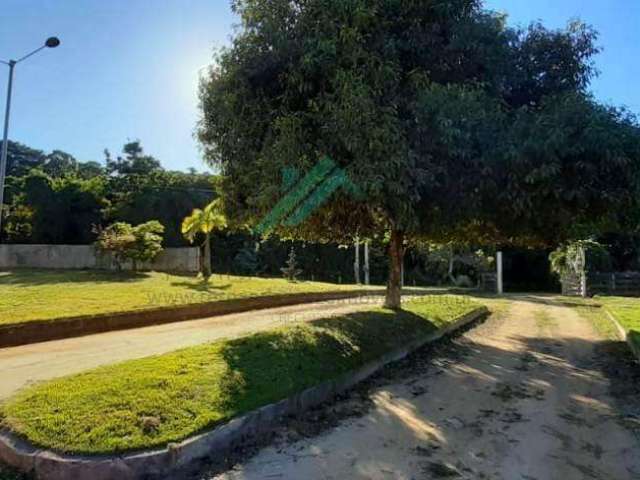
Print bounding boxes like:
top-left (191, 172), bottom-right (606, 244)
top-left (0, 306), bottom-right (488, 480)
top-left (0, 290), bottom-right (384, 348)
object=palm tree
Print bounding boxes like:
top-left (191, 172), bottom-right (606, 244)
top-left (181, 200), bottom-right (227, 279)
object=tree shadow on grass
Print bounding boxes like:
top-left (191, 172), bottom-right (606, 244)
top-left (0, 269), bottom-right (151, 286)
top-left (217, 310), bottom-right (440, 417)
top-left (169, 280), bottom-right (232, 293)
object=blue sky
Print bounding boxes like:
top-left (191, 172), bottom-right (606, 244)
top-left (1, 1), bottom-right (638, 172)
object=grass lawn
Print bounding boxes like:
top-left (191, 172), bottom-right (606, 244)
top-left (595, 296), bottom-right (640, 348)
top-left (0, 295), bottom-right (482, 455)
top-left (0, 269), bottom-right (367, 326)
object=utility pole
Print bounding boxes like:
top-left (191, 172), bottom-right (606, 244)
top-left (0, 37), bottom-right (60, 240)
top-left (0, 61), bottom-right (15, 237)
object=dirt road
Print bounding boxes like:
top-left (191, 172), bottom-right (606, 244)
top-left (208, 296), bottom-right (640, 480)
top-left (0, 297), bottom-right (382, 400)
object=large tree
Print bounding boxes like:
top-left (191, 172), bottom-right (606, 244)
top-left (0, 141), bottom-right (46, 177)
top-left (105, 141), bottom-right (163, 176)
top-left (199, 0), bottom-right (639, 308)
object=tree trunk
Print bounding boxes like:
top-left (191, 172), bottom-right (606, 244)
top-left (384, 229), bottom-right (405, 310)
top-left (448, 246), bottom-right (456, 285)
top-left (203, 234), bottom-right (212, 279)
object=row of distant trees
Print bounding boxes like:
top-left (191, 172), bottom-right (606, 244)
top-left (0, 138), bottom-right (494, 284)
top-left (0, 140), bottom-right (216, 247)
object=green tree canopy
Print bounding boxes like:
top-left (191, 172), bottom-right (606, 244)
top-left (0, 140), bottom-right (46, 177)
top-left (0, 139), bottom-right (216, 246)
top-left (105, 170), bottom-right (217, 246)
top-left (105, 141), bottom-right (163, 176)
top-left (198, 0), bottom-right (640, 308)
top-left (16, 170), bottom-right (106, 244)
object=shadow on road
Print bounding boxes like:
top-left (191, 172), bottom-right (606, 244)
top-left (197, 296), bottom-right (640, 479)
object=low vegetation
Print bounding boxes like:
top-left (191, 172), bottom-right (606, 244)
top-left (0, 269), bottom-right (367, 326)
top-left (596, 296), bottom-right (640, 348)
top-left (95, 220), bottom-right (165, 271)
top-left (572, 301), bottom-right (621, 341)
top-left (0, 295), bottom-right (482, 455)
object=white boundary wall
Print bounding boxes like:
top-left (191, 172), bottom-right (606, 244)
top-left (0, 244), bottom-right (200, 272)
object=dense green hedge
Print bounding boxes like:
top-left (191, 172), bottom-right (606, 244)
top-left (211, 234), bottom-right (484, 287)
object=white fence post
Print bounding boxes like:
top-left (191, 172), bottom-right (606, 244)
top-left (580, 245), bottom-right (587, 298)
top-left (497, 251), bottom-right (504, 295)
top-left (354, 236), bottom-right (361, 285)
top-left (364, 241), bottom-right (370, 286)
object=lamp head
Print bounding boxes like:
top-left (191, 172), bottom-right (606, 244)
top-left (45, 37), bottom-right (60, 48)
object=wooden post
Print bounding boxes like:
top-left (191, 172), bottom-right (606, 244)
top-left (497, 251), bottom-right (504, 295)
top-left (364, 241), bottom-right (370, 286)
top-left (354, 236), bottom-right (361, 285)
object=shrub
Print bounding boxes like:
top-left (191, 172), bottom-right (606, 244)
top-left (549, 239), bottom-right (610, 278)
top-left (281, 247), bottom-right (302, 282)
top-left (96, 220), bottom-right (164, 271)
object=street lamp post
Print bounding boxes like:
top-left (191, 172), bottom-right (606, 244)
top-left (0, 37), bottom-right (60, 240)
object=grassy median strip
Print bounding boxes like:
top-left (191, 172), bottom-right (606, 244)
top-left (573, 303), bottom-right (620, 341)
top-left (0, 269), bottom-right (367, 326)
top-left (595, 296), bottom-right (640, 349)
top-left (0, 295), bottom-right (481, 455)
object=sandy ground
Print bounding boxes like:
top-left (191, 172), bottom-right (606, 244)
top-left (204, 296), bottom-right (640, 480)
top-left (0, 297), bottom-right (383, 400)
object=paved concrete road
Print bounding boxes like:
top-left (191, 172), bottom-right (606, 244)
top-left (208, 296), bottom-right (640, 480)
top-left (0, 297), bottom-right (382, 400)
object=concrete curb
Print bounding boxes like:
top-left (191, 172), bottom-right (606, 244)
top-left (603, 307), bottom-right (640, 362)
top-left (0, 290), bottom-right (383, 348)
top-left (0, 306), bottom-right (488, 480)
